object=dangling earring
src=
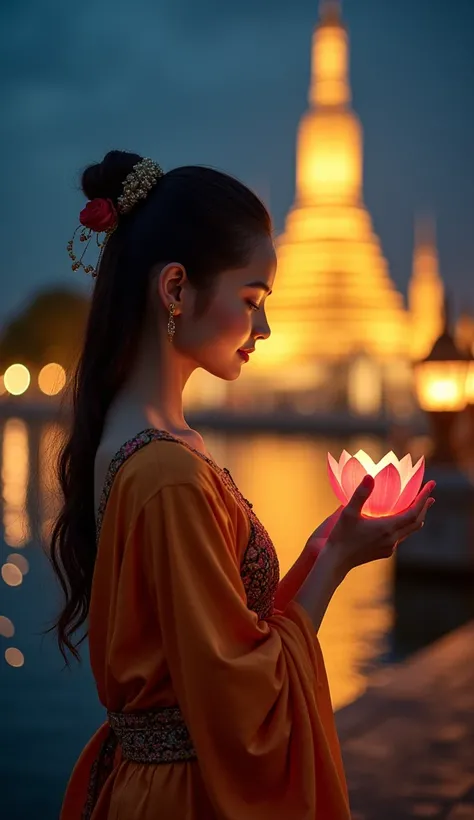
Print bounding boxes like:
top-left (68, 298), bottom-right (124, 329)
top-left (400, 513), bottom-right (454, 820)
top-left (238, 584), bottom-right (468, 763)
top-left (167, 303), bottom-right (176, 343)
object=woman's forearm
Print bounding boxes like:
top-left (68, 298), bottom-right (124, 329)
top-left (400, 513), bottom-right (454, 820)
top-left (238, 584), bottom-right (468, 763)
top-left (294, 544), bottom-right (343, 633)
top-left (274, 541), bottom-right (323, 611)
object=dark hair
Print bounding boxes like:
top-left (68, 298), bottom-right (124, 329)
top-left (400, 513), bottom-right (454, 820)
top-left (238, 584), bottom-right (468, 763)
top-left (49, 150), bottom-right (272, 662)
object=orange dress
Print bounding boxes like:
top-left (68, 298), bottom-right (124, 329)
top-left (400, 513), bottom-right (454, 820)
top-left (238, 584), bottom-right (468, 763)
top-left (61, 429), bottom-right (350, 820)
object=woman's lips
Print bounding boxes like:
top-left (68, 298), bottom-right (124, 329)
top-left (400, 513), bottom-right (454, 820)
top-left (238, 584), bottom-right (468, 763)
top-left (237, 350), bottom-right (250, 363)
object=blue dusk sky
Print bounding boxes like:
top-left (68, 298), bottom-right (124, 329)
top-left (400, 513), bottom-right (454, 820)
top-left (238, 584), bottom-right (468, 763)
top-left (1, 0), bottom-right (473, 325)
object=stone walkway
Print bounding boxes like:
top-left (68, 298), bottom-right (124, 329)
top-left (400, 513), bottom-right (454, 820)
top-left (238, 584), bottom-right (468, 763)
top-left (336, 621), bottom-right (474, 819)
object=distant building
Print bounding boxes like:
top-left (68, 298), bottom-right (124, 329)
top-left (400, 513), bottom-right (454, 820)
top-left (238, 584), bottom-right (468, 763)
top-left (455, 309), bottom-right (474, 357)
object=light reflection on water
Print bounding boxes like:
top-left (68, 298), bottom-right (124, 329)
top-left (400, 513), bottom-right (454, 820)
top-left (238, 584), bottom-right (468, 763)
top-left (206, 431), bottom-right (392, 709)
top-left (1, 417), bottom-right (31, 548)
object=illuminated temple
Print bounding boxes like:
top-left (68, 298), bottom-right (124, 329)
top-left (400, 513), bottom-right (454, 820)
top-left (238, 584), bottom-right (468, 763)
top-left (185, 0), bottom-right (445, 417)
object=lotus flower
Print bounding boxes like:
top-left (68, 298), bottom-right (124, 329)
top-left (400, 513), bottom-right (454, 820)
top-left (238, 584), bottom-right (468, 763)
top-left (327, 450), bottom-right (425, 517)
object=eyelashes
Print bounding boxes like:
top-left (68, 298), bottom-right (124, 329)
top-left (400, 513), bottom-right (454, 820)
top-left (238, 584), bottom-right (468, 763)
top-left (246, 300), bottom-right (260, 312)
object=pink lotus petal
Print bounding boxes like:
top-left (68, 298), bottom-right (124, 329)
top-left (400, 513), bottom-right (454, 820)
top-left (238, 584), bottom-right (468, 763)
top-left (341, 457), bottom-right (368, 502)
top-left (339, 450), bottom-right (352, 471)
top-left (397, 454), bottom-right (413, 489)
top-left (353, 449), bottom-right (377, 475)
top-left (328, 452), bottom-right (343, 482)
top-left (364, 463), bottom-right (401, 516)
top-left (391, 456), bottom-right (425, 514)
top-left (327, 453), bottom-right (349, 505)
top-left (375, 451), bottom-right (399, 473)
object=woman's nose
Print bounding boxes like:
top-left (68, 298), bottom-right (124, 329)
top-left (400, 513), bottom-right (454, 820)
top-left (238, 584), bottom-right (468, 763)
top-left (253, 315), bottom-right (271, 341)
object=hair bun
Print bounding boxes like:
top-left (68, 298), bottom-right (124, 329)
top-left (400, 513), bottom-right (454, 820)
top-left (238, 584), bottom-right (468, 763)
top-left (81, 150), bottom-right (143, 202)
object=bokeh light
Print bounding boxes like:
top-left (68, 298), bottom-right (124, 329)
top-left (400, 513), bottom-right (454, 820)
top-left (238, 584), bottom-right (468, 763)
top-left (1, 562), bottom-right (23, 587)
top-left (3, 364), bottom-right (31, 396)
top-left (0, 374), bottom-right (6, 395)
top-left (7, 553), bottom-right (29, 576)
top-left (38, 362), bottom-right (67, 396)
top-left (0, 616), bottom-right (15, 638)
top-left (5, 647), bottom-right (24, 668)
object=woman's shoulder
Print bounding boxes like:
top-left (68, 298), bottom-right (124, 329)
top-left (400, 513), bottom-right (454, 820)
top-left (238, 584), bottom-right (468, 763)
top-left (115, 435), bottom-right (228, 503)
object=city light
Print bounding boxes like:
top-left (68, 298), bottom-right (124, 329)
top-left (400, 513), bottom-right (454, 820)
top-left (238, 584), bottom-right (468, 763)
top-left (38, 362), bottom-right (67, 396)
top-left (3, 364), bottom-right (31, 396)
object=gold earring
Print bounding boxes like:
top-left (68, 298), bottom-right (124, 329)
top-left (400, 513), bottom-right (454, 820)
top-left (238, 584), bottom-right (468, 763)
top-left (167, 303), bottom-right (176, 343)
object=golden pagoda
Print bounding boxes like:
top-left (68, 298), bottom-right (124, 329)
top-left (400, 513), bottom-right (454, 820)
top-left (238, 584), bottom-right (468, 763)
top-left (246, 0), bottom-right (411, 414)
top-left (185, 0), bottom-right (446, 418)
top-left (408, 215), bottom-right (445, 361)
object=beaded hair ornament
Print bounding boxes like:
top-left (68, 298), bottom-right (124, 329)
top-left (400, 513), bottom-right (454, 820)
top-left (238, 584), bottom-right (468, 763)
top-left (67, 157), bottom-right (164, 278)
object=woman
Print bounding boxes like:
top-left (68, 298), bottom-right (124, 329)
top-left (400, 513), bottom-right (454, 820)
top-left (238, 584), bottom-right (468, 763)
top-left (52, 150), bottom-right (435, 820)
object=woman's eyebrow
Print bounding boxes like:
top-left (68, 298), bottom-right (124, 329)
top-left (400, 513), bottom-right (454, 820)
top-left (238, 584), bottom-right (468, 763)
top-left (244, 280), bottom-right (272, 294)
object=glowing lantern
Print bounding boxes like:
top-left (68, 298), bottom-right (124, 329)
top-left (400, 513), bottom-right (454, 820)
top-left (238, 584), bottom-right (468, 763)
top-left (414, 315), bottom-right (469, 414)
top-left (465, 361), bottom-right (474, 406)
top-left (327, 449), bottom-right (425, 517)
top-left (414, 310), bottom-right (471, 465)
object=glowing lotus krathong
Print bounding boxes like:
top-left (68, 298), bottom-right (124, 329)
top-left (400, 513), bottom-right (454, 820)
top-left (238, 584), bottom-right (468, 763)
top-left (327, 450), bottom-right (425, 517)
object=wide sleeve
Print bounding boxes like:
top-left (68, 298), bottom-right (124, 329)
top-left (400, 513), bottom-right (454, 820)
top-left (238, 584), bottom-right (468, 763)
top-left (138, 479), bottom-right (350, 820)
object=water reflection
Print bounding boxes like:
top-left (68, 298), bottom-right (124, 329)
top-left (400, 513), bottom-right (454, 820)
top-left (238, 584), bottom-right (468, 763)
top-left (1, 418), bottom-right (31, 547)
top-left (217, 432), bottom-right (393, 708)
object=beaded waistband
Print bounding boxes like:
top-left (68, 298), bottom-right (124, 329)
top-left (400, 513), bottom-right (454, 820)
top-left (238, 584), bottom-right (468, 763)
top-left (108, 705), bottom-right (197, 764)
top-left (82, 705), bottom-right (196, 819)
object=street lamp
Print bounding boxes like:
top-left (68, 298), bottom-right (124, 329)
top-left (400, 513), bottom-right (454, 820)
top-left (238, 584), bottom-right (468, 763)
top-left (414, 321), bottom-right (470, 465)
top-left (399, 311), bottom-right (474, 575)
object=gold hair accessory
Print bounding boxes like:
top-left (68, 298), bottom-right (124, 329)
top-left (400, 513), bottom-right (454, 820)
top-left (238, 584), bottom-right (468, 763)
top-left (68, 157), bottom-right (164, 278)
top-left (117, 158), bottom-right (164, 214)
top-left (168, 303), bottom-right (176, 343)
top-left (67, 198), bottom-right (118, 278)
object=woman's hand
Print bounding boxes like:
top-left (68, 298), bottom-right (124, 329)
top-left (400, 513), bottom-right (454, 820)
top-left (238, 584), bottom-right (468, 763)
top-left (306, 507), bottom-right (343, 556)
top-left (323, 475), bottom-right (436, 582)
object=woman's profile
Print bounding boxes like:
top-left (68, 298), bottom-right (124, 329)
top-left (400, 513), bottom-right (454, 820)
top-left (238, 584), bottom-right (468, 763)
top-left (51, 150), bottom-right (435, 819)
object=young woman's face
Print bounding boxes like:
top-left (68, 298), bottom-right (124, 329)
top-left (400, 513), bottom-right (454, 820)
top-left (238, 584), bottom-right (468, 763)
top-left (179, 235), bottom-right (277, 380)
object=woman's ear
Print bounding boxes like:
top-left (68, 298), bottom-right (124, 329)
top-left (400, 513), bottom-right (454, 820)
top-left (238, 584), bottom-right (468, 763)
top-left (155, 262), bottom-right (189, 315)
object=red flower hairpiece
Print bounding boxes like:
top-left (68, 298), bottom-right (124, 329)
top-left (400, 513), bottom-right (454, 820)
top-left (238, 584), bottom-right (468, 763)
top-left (67, 198), bottom-right (118, 277)
top-left (79, 198), bottom-right (118, 232)
top-left (69, 158), bottom-right (163, 278)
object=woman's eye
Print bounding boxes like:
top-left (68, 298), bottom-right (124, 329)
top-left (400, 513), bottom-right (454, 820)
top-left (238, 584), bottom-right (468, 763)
top-left (246, 300), bottom-right (260, 312)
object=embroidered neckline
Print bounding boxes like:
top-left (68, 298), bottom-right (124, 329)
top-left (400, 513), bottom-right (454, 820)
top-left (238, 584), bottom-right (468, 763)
top-left (95, 427), bottom-right (252, 543)
top-left (95, 426), bottom-right (280, 623)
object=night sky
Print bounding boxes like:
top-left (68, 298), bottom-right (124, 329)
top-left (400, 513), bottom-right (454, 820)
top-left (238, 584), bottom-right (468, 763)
top-left (1, 0), bottom-right (473, 325)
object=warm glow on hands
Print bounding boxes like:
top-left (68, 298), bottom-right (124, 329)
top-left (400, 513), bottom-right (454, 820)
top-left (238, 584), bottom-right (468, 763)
top-left (327, 449), bottom-right (425, 517)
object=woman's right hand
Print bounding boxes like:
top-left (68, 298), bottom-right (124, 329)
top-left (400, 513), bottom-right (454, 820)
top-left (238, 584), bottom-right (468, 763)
top-left (325, 475), bottom-right (436, 581)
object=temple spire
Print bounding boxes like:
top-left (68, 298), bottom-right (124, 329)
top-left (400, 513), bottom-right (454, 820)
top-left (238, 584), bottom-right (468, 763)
top-left (408, 213), bottom-right (445, 360)
top-left (415, 213), bottom-right (436, 251)
top-left (319, 0), bottom-right (342, 23)
top-left (310, 0), bottom-right (349, 107)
